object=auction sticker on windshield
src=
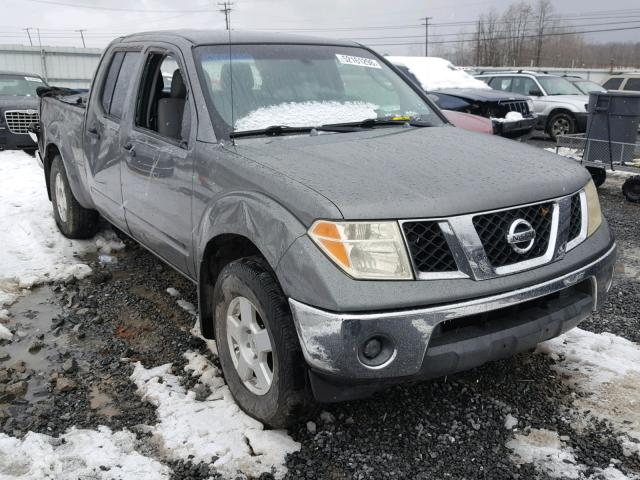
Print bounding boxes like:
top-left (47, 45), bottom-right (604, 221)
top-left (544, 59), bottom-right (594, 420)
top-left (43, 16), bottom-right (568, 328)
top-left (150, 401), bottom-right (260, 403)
top-left (336, 54), bottom-right (381, 69)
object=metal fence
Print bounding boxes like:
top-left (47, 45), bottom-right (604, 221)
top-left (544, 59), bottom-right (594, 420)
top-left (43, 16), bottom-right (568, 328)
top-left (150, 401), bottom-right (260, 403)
top-left (556, 134), bottom-right (640, 168)
top-left (0, 45), bottom-right (102, 88)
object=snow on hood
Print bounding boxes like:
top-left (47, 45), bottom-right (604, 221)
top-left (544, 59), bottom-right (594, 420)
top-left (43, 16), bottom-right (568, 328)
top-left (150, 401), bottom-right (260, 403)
top-left (234, 101), bottom-right (377, 132)
top-left (387, 56), bottom-right (491, 91)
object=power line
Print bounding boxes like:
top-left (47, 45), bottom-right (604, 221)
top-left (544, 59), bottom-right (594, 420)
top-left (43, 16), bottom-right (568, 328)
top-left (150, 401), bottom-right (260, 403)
top-left (364, 25), bottom-right (640, 47)
top-left (20, 0), bottom-right (211, 13)
top-left (75, 29), bottom-right (86, 48)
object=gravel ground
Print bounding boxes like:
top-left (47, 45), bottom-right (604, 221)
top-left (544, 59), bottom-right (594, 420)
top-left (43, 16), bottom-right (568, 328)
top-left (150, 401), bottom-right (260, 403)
top-left (1, 143), bottom-right (639, 479)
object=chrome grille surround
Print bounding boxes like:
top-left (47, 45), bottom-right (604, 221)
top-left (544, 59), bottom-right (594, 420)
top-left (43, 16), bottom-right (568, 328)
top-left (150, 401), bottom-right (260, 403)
top-left (4, 110), bottom-right (39, 135)
top-left (399, 191), bottom-right (586, 281)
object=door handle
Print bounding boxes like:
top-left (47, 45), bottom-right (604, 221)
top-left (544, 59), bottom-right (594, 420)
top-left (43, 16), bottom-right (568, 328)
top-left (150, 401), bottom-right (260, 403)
top-left (123, 143), bottom-right (136, 157)
top-left (87, 126), bottom-right (99, 139)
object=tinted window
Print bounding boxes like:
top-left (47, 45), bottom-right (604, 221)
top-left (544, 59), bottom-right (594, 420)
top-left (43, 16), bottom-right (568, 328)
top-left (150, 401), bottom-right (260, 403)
top-left (623, 78), bottom-right (640, 91)
top-left (0, 74), bottom-right (44, 96)
top-left (101, 51), bottom-right (124, 113)
top-left (602, 78), bottom-right (623, 90)
top-left (109, 52), bottom-right (141, 119)
top-left (489, 77), bottom-right (513, 92)
top-left (511, 77), bottom-right (537, 95)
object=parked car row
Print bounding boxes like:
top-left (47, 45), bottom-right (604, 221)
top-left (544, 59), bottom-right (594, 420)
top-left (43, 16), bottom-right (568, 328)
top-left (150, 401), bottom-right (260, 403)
top-left (31, 30), bottom-right (616, 427)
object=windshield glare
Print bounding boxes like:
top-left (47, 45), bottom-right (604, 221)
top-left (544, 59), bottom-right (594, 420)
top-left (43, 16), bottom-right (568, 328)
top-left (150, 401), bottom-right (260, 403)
top-left (575, 80), bottom-right (606, 94)
top-left (537, 76), bottom-right (583, 96)
top-left (0, 75), bottom-right (43, 96)
top-left (194, 44), bottom-right (442, 136)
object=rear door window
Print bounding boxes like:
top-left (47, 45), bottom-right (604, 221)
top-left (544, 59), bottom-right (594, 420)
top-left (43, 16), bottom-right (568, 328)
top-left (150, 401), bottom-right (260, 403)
top-left (100, 50), bottom-right (141, 119)
top-left (623, 78), bottom-right (640, 91)
top-left (489, 77), bottom-right (513, 92)
top-left (602, 77), bottom-right (623, 90)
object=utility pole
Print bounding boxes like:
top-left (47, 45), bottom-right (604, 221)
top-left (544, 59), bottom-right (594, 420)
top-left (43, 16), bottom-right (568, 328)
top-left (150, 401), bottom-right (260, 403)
top-left (76, 29), bottom-right (86, 48)
top-left (217, 1), bottom-right (233, 30)
top-left (421, 16), bottom-right (432, 57)
top-left (23, 27), bottom-right (33, 46)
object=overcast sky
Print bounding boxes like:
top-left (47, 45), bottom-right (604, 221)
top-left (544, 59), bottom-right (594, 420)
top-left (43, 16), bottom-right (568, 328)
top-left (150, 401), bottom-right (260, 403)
top-left (2, 0), bottom-right (639, 54)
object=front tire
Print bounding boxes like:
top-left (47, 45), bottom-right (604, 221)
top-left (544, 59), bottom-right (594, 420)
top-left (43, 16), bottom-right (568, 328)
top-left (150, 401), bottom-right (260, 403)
top-left (213, 256), bottom-right (310, 428)
top-left (50, 155), bottom-right (99, 239)
top-left (548, 112), bottom-right (576, 141)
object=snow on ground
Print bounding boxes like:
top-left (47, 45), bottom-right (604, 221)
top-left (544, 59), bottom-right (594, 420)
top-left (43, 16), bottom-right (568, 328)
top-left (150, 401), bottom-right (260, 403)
top-left (0, 151), bottom-right (124, 309)
top-left (538, 329), bottom-right (640, 450)
top-left (508, 428), bottom-right (634, 479)
top-left (386, 56), bottom-right (491, 91)
top-left (130, 351), bottom-right (300, 478)
top-left (0, 426), bottom-right (170, 479)
top-left (234, 100), bottom-right (377, 132)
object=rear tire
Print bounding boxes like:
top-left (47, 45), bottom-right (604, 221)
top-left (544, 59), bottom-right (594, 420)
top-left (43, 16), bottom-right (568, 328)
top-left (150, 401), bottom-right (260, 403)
top-left (622, 175), bottom-right (640, 203)
top-left (548, 112), bottom-right (576, 141)
top-left (213, 256), bottom-right (310, 428)
top-left (50, 155), bottom-right (99, 239)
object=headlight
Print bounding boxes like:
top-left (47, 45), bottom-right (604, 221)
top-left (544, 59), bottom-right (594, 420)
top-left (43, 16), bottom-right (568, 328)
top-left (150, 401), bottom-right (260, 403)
top-left (527, 99), bottom-right (534, 111)
top-left (309, 220), bottom-right (413, 280)
top-left (584, 179), bottom-right (602, 236)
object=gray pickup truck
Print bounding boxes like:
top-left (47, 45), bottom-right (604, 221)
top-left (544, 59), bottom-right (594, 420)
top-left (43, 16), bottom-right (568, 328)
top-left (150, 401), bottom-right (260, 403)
top-left (37, 30), bottom-right (616, 428)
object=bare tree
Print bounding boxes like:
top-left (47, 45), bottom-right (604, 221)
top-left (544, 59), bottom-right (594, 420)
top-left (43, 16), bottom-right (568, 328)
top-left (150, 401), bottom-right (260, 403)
top-left (534, 0), bottom-right (553, 67)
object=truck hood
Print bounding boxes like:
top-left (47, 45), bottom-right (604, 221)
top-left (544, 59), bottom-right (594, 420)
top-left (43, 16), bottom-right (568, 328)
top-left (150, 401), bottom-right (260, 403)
top-left (433, 88), bottom-right (529, 102)
top-left (0, 95), bottom-right (39, 110)
top-left (235, 126), bottom-right (590, 221)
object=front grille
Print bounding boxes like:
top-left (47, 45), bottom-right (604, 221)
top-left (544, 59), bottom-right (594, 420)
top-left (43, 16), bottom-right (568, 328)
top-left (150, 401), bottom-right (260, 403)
top-left (402, 221), bottom-right (457, 273)
top-left (473, 202), bottom-right (554, 268)
top-left (501, 100), bottom-right (530, 115)
top-left (568, 194), bottom-right (582, 242)
top-left (4, 110), bottom-right (39, 134)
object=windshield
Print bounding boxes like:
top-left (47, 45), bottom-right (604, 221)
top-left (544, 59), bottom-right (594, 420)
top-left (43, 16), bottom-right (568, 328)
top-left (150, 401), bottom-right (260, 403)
top-left (0, 74), bottom-right (43, 96)
top-left (574, 80), bottom-right (606, 94)
top-left (537, 76), bottom-right (583, 96)
top-left (194, 44), bottom-right (442, 136)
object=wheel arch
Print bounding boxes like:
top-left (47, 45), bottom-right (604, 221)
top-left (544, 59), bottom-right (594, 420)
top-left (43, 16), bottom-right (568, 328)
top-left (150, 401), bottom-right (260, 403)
top-left (195, 192), bottom-right (309, 339)
top-left (545, 108), bottom-right (576, 132)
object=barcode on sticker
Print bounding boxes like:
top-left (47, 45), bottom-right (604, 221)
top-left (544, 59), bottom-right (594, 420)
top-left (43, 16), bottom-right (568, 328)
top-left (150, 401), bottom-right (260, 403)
top-left (336, 54), bottom-right (381, 69)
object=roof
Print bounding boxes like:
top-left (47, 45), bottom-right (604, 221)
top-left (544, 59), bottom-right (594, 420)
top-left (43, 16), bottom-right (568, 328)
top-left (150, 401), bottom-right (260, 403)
top-left (119, 29), bottom-right (361, 47)
top-left (0, 71), bottom-right (44, 78)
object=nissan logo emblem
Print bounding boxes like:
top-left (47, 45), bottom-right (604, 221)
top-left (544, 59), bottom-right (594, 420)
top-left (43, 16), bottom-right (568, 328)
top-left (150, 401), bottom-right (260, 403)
top-left (506, 219), bottom-right (536, 254)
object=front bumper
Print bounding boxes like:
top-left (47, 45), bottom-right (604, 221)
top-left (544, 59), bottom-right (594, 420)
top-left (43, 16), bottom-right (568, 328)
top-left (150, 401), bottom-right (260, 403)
top-left (0, 127), bottom-right (37, 150)
top-left (289, 243), bottom-right (616, 402)
top-left (492, 115), bottom-right (537, 139)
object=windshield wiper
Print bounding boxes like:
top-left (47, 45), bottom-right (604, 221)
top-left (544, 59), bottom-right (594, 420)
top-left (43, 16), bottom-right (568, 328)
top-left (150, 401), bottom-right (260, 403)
top-left (321, 118), bottom-right (433, 129)
top-left (230, 124), bottom-right (360, 139)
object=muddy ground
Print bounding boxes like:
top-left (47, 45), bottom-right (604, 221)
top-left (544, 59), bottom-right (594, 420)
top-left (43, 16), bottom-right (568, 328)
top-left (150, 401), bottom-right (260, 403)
top-left (1, 173), bottom-right (639, 479)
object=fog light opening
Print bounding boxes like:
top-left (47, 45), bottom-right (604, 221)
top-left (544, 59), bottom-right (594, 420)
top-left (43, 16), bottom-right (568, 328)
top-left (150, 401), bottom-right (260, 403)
top-left (358, 335), bottom-right (395, 368)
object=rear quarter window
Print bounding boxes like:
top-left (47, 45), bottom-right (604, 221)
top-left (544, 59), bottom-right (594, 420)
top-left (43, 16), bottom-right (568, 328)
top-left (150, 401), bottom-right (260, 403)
top-left (602, 77), bottom-right (624, 90)
top-left (623, 78), bottom-right (640, 91)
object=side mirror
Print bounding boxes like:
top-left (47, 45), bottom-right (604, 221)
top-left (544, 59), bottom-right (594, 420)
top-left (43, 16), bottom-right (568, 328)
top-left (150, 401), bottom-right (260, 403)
top-left (529, 88), bottom-right (542, 96)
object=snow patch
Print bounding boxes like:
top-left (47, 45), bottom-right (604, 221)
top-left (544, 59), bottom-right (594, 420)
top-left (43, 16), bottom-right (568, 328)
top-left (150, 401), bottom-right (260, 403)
top-left (538, 328), bottom-right (640, 457)
top-left (504, 413), bottom-right (518, 430)
top-left (234, 101), bottom-right (377, 132)
top-left (130, 352), bottom-right (300, 478)
top-left (0, 426), bottom-right (170, 479)
top-left (0, 323), bottom-right (13, 341)
top-left (387, 56), bottom-right (491, 91)
top-left (507, 428), bottom-right (583, 478)
top-left (166, 287), bottom-right (180, 297)
top-left (0, 151), bottom-right (124, 308)
top-left (176, 299), bottom-right (196, 315)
